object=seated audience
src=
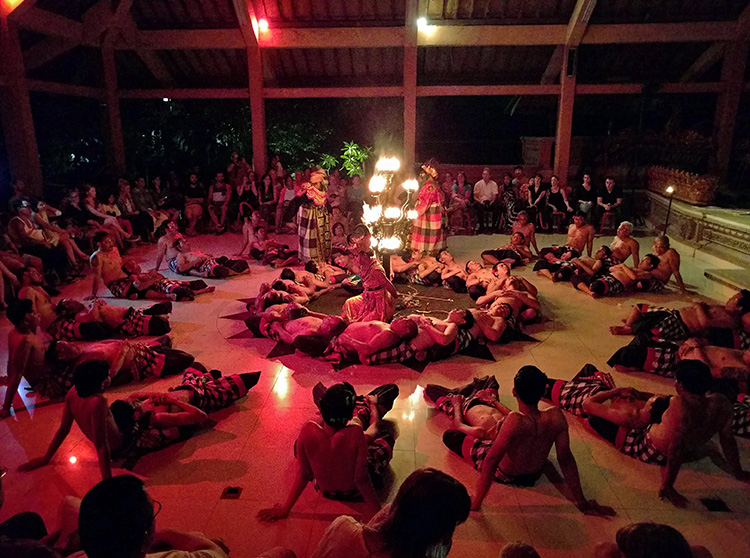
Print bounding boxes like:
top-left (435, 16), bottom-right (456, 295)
top-left (183, 172), bottom-right (207, 237)
top-left (114, 181), bottom-right (153, 242)
top-left (258, 382), bottom-right (399, 521)
top-left (576, 173), bottom-right (597, 218)
top-left (526, 175), bottom-right (548, 231)
top-left (275, 176), bottom-right (298, 234)
top-left (311, 468), bottom-right (470, 558)
top-left (206, 172), bottom-right (231, 234)
top-left (473, 167), bottom-right (499, 234)
top-left (546, 175), bottom-right (574, 231)
top-left (33, 200), bottom-right (89, 273)
top-left (596, 177), bottom-right (623, 226)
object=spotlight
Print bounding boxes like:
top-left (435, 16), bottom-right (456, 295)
top-left (407, 209), bottom-right (418, 220)
top-left (69, 456), bottom-right (77, 464)
top-left (258, 18), bottom-right (269, 32)
top-left (384, 207), bottom-right (401, 220)
top-left (375, 156), bottom-right (400, 173)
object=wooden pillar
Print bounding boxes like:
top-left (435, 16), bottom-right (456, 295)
top-left (554, 47), bottom-right (576, 183)
top-left (101, 46), bottom-right (126, 175)
top-left (713, 40), bottom-right (749, 181)
top-left (248, 40), bottom-right (267, 173)
top-left (403, 0), bottom-right (418, 169)
top-left (0, 13), bottom-right (43, 196)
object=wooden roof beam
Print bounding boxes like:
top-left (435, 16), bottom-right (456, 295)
top-left (12, 7), bottom-right (83, 42)
top-left (117, 15), bottom-right (175, 86)
top-left (582, 22), bottom-right (736, 44)
top-left (680, 43), bottom-right (725, 82)
top-left (566, 0), bottom-right (597, 47)
top-left (24, 37), bottom-right (77, 70)
top-left (27, 79), bottom-right (103, 98)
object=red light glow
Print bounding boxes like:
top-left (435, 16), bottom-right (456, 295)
top-left (258, 18), bottom-right (269, 32)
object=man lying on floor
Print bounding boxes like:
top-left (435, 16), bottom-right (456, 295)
top-left (576, 255), bottom-right (660, 298)
top-left (19, 361), bottom-right (260, 479)
top-left (170, 235), bottom-right (249, 278)
top-left (49, 299), bottom-right (171, 341)
top-left (454, 366), bottom-right (615, 516)
top-left (257, 382), bottom-right (398, 521)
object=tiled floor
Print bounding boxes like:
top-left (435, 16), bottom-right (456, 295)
top-left (1, 230), bottom-right (749, 557)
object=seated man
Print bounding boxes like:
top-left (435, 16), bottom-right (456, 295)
top-left (2, 299), bottom-right (46, 418)
top-left (170, 235), bottom-right (249, 278)
top-left (609, 221), bottom-right (640, 265)
top-left (481, 232), bottom-right (532, 268)
top-left (538, 212), bottom-right (595, 260)
top-left (465, 260), bottom-right (496, 301)
top-left (644, 235), bottom-right (687, 293)
top-left (248, 225), bottom-right (299, 268)
top-left (257, 382), bottom-right (398, 520)
top-left (581, 255), bottom-right (660, 298)
top-left (424, 376), bottom-right (511, 440)
top-left (19, 360), bottom-right (125, 479)
top-left (121, 259), bottom-right (215, 301)
top-left (465, 366), bottom-right (614, 515)
top-left (109, 366), bottom-right (261, 457)
top-left (438, 249), bottom-right (468, 293)
top-left (88, 232), bottom-right (141, 300)
top-left (51, 336), bottom-right (194, 387)
top-left (52, 299), bottom-right (171, 340)
top-left (569, 245), bottom-right (616, 289)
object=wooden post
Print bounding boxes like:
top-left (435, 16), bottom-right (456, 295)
top-left (248, 41), bottom-right (266, 174)
top-left (0, 13), bottom-right (43, 196)
top-left (403, 0), bottom-right (418, 169)
top-left (713, 40), bottom-right (749, 181)
top-left (101, 46), bottom-right (126, 175)
top-left (554, 47), bottom-right (576, 183)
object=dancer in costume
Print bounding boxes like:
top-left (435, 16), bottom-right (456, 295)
top-left (411, 160), bottom-right (446, 256)
top-left (297, 168), bottom-right (331, 263)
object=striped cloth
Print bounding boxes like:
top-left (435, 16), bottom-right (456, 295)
top-left (118, 307), bottom-right (150, 337)
top-left (174, 369), bottom-right (249, 412)
top-left (619, 427), bottom-right (667, 466)
top-left (411, 203), bottom-right (446, 255)
top-left (297, 203), bottom-right (331, 262)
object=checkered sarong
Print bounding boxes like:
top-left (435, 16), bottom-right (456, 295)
top-left (31, 367), bottom-right (74, 399)
top-left (430, 375), bottom-right (500, 417)
top-left (608, 338), bottom-right (679, 377)
top-left (118, 307), bottom-right (150, 337)
top-left (619, 427), bottom-right (667, 466)
top-left (167, 258), bottom-right (179, 274)
top-left (647, 277), bottom-right (665, 293)
top-left (47, 318), bottom-right (81, 341)
top-left (593, 274), bottom-right (625, 296)
top-left (174, 370), bottom-right (249, 412)
top-left (539, 245), bottom-right (581, 259)
top-left (632, 304), bottom-right (690, 343)
top-left (131, 343), bottom-right (165, 382)
top-left (153, 278), bottom-right (183, 294)
top-left (322, 336), bottom-right (357, 364)
top-left (733, 394), bottom-right (750, 437)
top-left (197, 257), bottom-right (221, 277)
top-left (550, 372), bottom-right (616, 416)
top-left (411, 203), bottom-right (446, 255)
top-left (108, 277), bottom-right (134, 298)
top-left (364, 341), bottom-right (417, 366)
top-left (297, 203), bottom-right (331, 262)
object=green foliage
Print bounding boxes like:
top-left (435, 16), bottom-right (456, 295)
top-left (340, 141), bottom-right (373, 178)
top-left (266, 120), bottom-right (333, 171)
top-left (318, 153), bottom-right (339, 172)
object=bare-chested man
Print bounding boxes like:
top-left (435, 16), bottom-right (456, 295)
top-left (248, 225), bottom-right (299, 268)
top-left (121, 259), bottom-right (215, 301)
top-left (647, 235), bottom-right (686, 293)
top-left (678, 339), bottom-right (750, 389)
top-left (511, 211), bottom-right (539, 256)
top-left (476, 277), bottom-right (541, 324)
top-left (279, 267), bottom-right (337, 295)
top-left (2, 299), bottom-right (46, 418)
top-left (609, 221), bottom-right (640, 265)
top-left (89, 232), bottom-right (138, 300)
top-left (465, 366), bottom-right (615, 515)
top-left (438, 249), bottom-right (468, 293)
top-left (19, 360), bottom-right (123, 479)
top-left (481, 232), bottom-right (533, 268)
top-left (17, 266), bottom-right (56, 330)
top-left (581, 255), bottom-right (659, 298)
top-left (264, 303), bottom-right (346, 345)
top-left (646, 360), bottom-right (748, 506)
top-left (258, 382), bottom-right (396, 521)
top-left (392, 249), bottom-right (443, 286)
top-left (321, 317), bottom-right (418, 363)
top-left (539, 213), bottom-right (595, 260)
top-left (170, 236), bottom-right (249, 278)
top-left (54, 299), bottom-right (171, 339)
top-left (153, 220), bottom-right (180, 272)
top-left (466, 260), bottom-right (497, 301)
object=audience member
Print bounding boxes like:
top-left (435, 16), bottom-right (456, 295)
top-left (473, 167), bottom-right (499, 234)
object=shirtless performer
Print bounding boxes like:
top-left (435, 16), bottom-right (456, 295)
top-left (476, 282), bottom-right (541, 325)
top-left (538, 213), bottom-right (595, 260)
top-left (279, 267), bottom-right (338, 296)
top-left (643, 235), bottom-right (687, 293)
top-left (626, 360), bottom-right (747, 506)
top-left (2, 299), bottom-right (46, 418)
top-left (19, 360), bottom-right (123, 479)
top-left (438, 249), bottom-right (468, 293)
top-left (678, 338), bottom-right (750, 389)
top-left (51, 336), bottom-right (194, 387)
top-left (425, 376), bottom-right (511, 440)
top-left (258, 382), bottom-right (397, 521)
top-left (463, 366), bottom-right (615, 515)
top-left (580, 255), bottom-right (659, 298)
top-left (170, 236), bottom-right (249, 278)
top-left (153, 220), bottom-right (180, 272)
top-left (609, 222), bottom-right (639, 265)
top-left (321, 318), bottom-right (418, 363)
top-left (263, 303), bottom-right (347, 346)
top-left (466, 260), bottom-right (496, 301)
top-left (120, 260), bottom-right (215, 301)
top-left (54, 299), bottom-right (171, 339)
top-left (248, 225), bottom-right (299, 268)
top-left (568, 245), bottom-right (616, 289)
top-left (17, 266), bottom-right (57, 331)
top-left (511, 211), bottom-right (539, 256)
top-left (89, 232), bottom-right (140, 300)
top-left (304, 259), bottom-right (347, 285)
top-left (481, 232), bottom-right (532, 268)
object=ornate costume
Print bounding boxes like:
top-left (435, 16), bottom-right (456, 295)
top-left (341, 252), bottom-right (396, 323)
top-left (297, 169), bottom-right (331, 262)
top-left (411, 164), bottom-right (446, 255)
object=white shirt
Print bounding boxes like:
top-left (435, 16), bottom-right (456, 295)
top-left (311, 516), bottom-right (389, 558)
top-left (473, 179), bottom-right (498, 203)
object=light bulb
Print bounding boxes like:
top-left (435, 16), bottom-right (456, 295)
top-left (375, 157), bottom-right (400, 173)
top-left (666, 186), bottom-right (674, 194)
top-left (369, 175), bottom-right (386, 193)
top-left (384, 206), bottom-right (401, 220)
top-left (402, 179), bottom-right (419, 192)
top-left (362, 204), bottom-right (382, 224)
top-left (69, 456), bottom-right (77, 464)
top-left (258, 19), bottom-right (269, 32)
top-left (417, 17), bottom-right (427, 29)
top-left (407, 209), bottom-right (418, 220)
top-left (379, 236), bottom-right (402, 251)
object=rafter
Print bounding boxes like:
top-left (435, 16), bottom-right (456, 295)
top-left (24, 37), bottom-right (77, 70)
top-left (566, 0), bottom-right (597, 46)
top-left (680, 43), bottom-right (725, 82)
top-left (117, 16), bottom-right (175, 86)
top-left (541, 44), bottom-right (565, 85)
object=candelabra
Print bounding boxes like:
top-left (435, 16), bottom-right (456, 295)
top-left (361, 156), bottom-right (419, 270)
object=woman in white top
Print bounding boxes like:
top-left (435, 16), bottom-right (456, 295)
top-left (312, 468), bottom-right (470, 558)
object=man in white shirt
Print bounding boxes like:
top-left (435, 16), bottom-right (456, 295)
top-left (473, 167), bottom-right (499, 234)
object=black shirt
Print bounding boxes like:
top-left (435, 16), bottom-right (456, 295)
top-left (599, 185), bottom-right (622, 206)
top-left (577, 184), bottom-right (597, 203)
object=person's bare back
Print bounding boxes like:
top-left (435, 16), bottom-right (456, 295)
top-left (649, 393), bottom-right (730, 456)
top-left (497, 408), bottom-right (566, 477)
top-left (298, 421), bottom-right (365, 493)
top-left (66, 389), bottom-right (123, 451)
